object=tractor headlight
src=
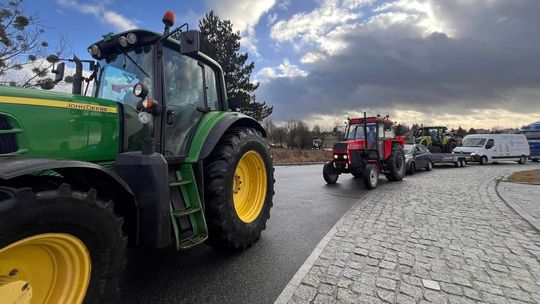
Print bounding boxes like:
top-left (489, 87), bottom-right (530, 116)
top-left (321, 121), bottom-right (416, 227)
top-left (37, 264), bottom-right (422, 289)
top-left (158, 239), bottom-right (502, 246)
top-left (133, 82), bottom-right (149, 99)
top-left (118, 36), bottom-right (128, 47)
top-left (343, 155), bottom-right (348, 160)
top-left (138, 112), bottom-right (152, 124)
top-left (334, 154), bottom-right (338, 159)
top-left (127, 33), bottom-right (137, 44)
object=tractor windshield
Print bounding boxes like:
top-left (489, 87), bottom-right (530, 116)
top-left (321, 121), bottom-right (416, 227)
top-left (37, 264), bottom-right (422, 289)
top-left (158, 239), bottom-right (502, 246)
top-left (94, 46), bottom-right (154, 152)
top-left (462, 138), bottom-right (486, 147)
top-left (345, 123), bottom-right (377, 140)
top-left (95, 46), bottom-right (154, 108)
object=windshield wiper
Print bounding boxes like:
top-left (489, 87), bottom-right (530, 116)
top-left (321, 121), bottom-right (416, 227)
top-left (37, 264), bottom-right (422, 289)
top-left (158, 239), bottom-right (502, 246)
top-left (121, 50), bottom-right (150, 78)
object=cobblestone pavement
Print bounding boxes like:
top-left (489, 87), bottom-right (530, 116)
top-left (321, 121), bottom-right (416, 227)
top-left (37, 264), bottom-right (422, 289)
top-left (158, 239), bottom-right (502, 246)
top-left (282, 163), bottom-right (540, 304)
top-left (498, 180), bottom-right (540, 232)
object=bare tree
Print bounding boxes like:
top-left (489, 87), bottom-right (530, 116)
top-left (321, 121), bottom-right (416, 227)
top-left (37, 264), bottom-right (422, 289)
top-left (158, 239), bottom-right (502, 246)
top-left (0, 0), bottom-right (67, 89)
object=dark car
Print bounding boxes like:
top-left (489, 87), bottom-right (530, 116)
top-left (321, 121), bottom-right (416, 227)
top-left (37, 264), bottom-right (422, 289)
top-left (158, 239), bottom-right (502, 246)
top-left (404, 144), bottom-right (433, 175)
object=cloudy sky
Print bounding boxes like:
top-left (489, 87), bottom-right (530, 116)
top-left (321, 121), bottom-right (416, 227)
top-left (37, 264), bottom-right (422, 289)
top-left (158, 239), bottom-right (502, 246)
top-left (30, 0), bottom-right (540, 129)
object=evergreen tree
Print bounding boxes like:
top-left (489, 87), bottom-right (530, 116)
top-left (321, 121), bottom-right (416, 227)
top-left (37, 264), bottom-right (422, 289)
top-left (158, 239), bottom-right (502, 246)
top-left (197, 11), bottom-right (272, 121)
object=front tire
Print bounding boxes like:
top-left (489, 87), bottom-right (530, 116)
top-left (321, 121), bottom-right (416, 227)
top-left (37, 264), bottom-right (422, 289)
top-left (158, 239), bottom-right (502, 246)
top-left (385, 145), bottom-right (405, 181)
top-left (363, 164), bottom-right (379, 190)
top-left (323, 161), bottom-right (339, 184)
top-left (0, 184), bottom-right (126, 304)
top-left (479, 156), bottom-right (488, 165)
top-left (204, 128), bottom-right (274, 250)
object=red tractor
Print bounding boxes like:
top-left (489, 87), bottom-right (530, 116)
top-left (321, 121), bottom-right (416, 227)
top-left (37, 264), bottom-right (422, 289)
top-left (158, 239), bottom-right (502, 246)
top-left (323, 114), bottom-right (406, 189)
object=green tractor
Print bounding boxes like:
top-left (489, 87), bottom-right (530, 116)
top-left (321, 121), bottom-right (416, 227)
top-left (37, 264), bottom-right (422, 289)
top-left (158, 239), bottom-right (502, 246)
top-left (0, 11), bottom-right (274, 303)
top-left (414, 126), bottom-right (459, 153)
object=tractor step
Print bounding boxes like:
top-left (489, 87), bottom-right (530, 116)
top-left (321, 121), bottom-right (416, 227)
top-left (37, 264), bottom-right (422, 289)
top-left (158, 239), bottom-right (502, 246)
top-left (169, 180), bottom-right (192, 186)
top-left (169, 163), bottom-right (208, 250)
top-left (176, 233), bottom-right (208, 249)
top-left (172, 206), bottom-right (201, 217)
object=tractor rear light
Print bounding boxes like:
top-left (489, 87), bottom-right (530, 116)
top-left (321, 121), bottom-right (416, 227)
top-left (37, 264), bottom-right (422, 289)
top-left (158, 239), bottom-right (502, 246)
top-left (127, 33), bottom-right (137, 44)
top-left (118, 36), bottom-right (128, 47)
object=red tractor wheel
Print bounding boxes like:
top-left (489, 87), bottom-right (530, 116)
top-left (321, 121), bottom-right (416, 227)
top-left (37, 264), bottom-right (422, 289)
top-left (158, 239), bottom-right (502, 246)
top-left (323, 161), bottom-right (339, 184)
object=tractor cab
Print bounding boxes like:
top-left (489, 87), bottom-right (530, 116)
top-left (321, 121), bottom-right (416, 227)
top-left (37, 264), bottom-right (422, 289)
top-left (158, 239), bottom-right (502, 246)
top-left (324, 114), bottom-right (406, 189)
top-left (86, 15), bottom-right (226, 158)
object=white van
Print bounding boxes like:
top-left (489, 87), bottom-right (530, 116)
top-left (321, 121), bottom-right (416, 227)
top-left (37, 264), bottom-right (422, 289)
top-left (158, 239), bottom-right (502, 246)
top-left (452, 134), bottom-right (530, 165)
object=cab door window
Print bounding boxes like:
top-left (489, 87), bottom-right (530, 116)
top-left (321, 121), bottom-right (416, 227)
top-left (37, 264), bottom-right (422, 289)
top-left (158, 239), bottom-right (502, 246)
top-left (204, 67), bottom-right (220, 110)
top-left (163, 47), bottom-right (205, 156)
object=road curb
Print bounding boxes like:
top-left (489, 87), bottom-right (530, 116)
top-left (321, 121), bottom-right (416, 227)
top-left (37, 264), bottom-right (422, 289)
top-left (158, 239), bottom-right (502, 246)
top-left (496, 174), bottom-right (540, 233)
top-left (274, 191), bottom-right (373, 304)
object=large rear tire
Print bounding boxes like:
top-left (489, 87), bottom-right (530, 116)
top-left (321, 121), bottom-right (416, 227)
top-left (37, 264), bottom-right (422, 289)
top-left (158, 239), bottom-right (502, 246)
top-left (363, 164), bottom-right (379, 189)
top-left (323, 161), bottom-right (339, 184)
top-left (204, 128), bottom-right (274, 250)
top-left (0, 184), bottom-right (126, 304)
top-left (385, 145), bottom-right (406, 181)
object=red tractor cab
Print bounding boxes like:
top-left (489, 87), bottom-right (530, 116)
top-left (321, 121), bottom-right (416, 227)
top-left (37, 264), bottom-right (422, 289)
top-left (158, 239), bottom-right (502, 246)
top-left (323, 114), bottom-right (406, 189)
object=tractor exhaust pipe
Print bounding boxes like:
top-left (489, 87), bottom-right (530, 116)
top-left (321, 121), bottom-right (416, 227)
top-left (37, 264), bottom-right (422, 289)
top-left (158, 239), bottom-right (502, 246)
top-left (72, 55), bottom-right (83, 95)
top-left (363, 111), bottom-right (368, 149)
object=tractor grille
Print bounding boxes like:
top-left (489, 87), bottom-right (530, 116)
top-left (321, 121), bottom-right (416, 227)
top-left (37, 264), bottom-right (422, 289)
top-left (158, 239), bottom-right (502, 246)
top-left (0, 114), bottom-right (19, 154)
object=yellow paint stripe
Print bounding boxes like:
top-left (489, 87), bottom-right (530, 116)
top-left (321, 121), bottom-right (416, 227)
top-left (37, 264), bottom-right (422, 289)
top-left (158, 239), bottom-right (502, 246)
top-left (0, 96), bottom-right (117, 114)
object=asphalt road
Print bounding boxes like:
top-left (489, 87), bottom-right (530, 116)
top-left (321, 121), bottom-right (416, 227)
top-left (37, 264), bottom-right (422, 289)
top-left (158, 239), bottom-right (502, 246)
top-left (119, 164), bottom-right (370, 304)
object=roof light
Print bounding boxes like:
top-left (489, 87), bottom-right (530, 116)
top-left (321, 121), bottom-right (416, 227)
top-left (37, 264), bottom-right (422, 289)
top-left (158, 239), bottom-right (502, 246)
top-left (127, 33), bottom-right (137, 44)
top-left (118, 36), bottom-right (128, 47)
top-left (162, 11), bottom-right (175, 27)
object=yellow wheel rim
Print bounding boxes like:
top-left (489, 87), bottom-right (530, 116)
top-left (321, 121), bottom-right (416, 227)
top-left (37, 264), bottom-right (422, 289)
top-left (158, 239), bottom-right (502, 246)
top-left (233, 150), bottom-right (268, 223)
top-left (0, 233), bottom-right (91, 304)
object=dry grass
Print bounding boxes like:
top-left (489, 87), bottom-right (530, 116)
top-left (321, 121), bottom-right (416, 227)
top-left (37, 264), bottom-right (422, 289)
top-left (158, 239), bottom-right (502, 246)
top-left (271, 148), bottom-right (332, 164)
top-left (507, 169), bottom-right (540, 183)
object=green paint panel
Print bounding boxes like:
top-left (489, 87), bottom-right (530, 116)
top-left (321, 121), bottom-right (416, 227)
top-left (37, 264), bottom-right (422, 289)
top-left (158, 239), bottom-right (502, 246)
top-left (185, 111), bottom-right (232, 163)
top-left (0, 86), bottom-right (120, 161)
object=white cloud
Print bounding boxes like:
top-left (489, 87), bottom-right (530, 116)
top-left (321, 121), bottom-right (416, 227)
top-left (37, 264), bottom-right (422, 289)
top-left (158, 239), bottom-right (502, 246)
top-left (56, 0), bottom-right (138, 32)
top-left (240, 28), bottom-right (260, 57)
top-left (257, 58), bottom-right (307, 80)
top-left (204, 0), bottom-right (276, 33)
top-left (204, 0), bottom-right (277, 57)
top-left (270, 0), bottom-right (370, 45)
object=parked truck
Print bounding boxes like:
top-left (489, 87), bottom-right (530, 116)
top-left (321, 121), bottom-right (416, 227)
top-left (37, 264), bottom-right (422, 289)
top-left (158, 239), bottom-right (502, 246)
top-left (0, 11), bottom-right (274, 303)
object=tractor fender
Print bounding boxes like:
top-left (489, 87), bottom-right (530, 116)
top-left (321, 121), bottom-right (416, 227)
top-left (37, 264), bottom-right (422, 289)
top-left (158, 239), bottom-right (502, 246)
top-left (0, 157), bottom-right (138, 243)
top-left (199, 112), bottom-right (266, 160)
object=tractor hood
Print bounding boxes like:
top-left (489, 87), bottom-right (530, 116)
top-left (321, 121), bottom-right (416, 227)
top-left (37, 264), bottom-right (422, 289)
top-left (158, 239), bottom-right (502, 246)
top-left (0, 85), bottom-right (120, 161)
top-left (332, 139), bottom-right (367, 153)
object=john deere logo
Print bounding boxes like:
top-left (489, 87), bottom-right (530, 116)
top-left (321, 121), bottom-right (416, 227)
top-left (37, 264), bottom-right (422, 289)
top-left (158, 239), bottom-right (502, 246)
top-left (67, 103), bottom-right (110, 113)
top-left (0, 96), bottom-right (117, 114)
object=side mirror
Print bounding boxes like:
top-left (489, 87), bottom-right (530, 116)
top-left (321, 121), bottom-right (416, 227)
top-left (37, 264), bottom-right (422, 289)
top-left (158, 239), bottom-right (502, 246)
top-left (180, 30), bottom-right (200, 55)
top-left (228, 96), bottom-right (241, 111)
top-left (52, 62), bottom-right (65, 83)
